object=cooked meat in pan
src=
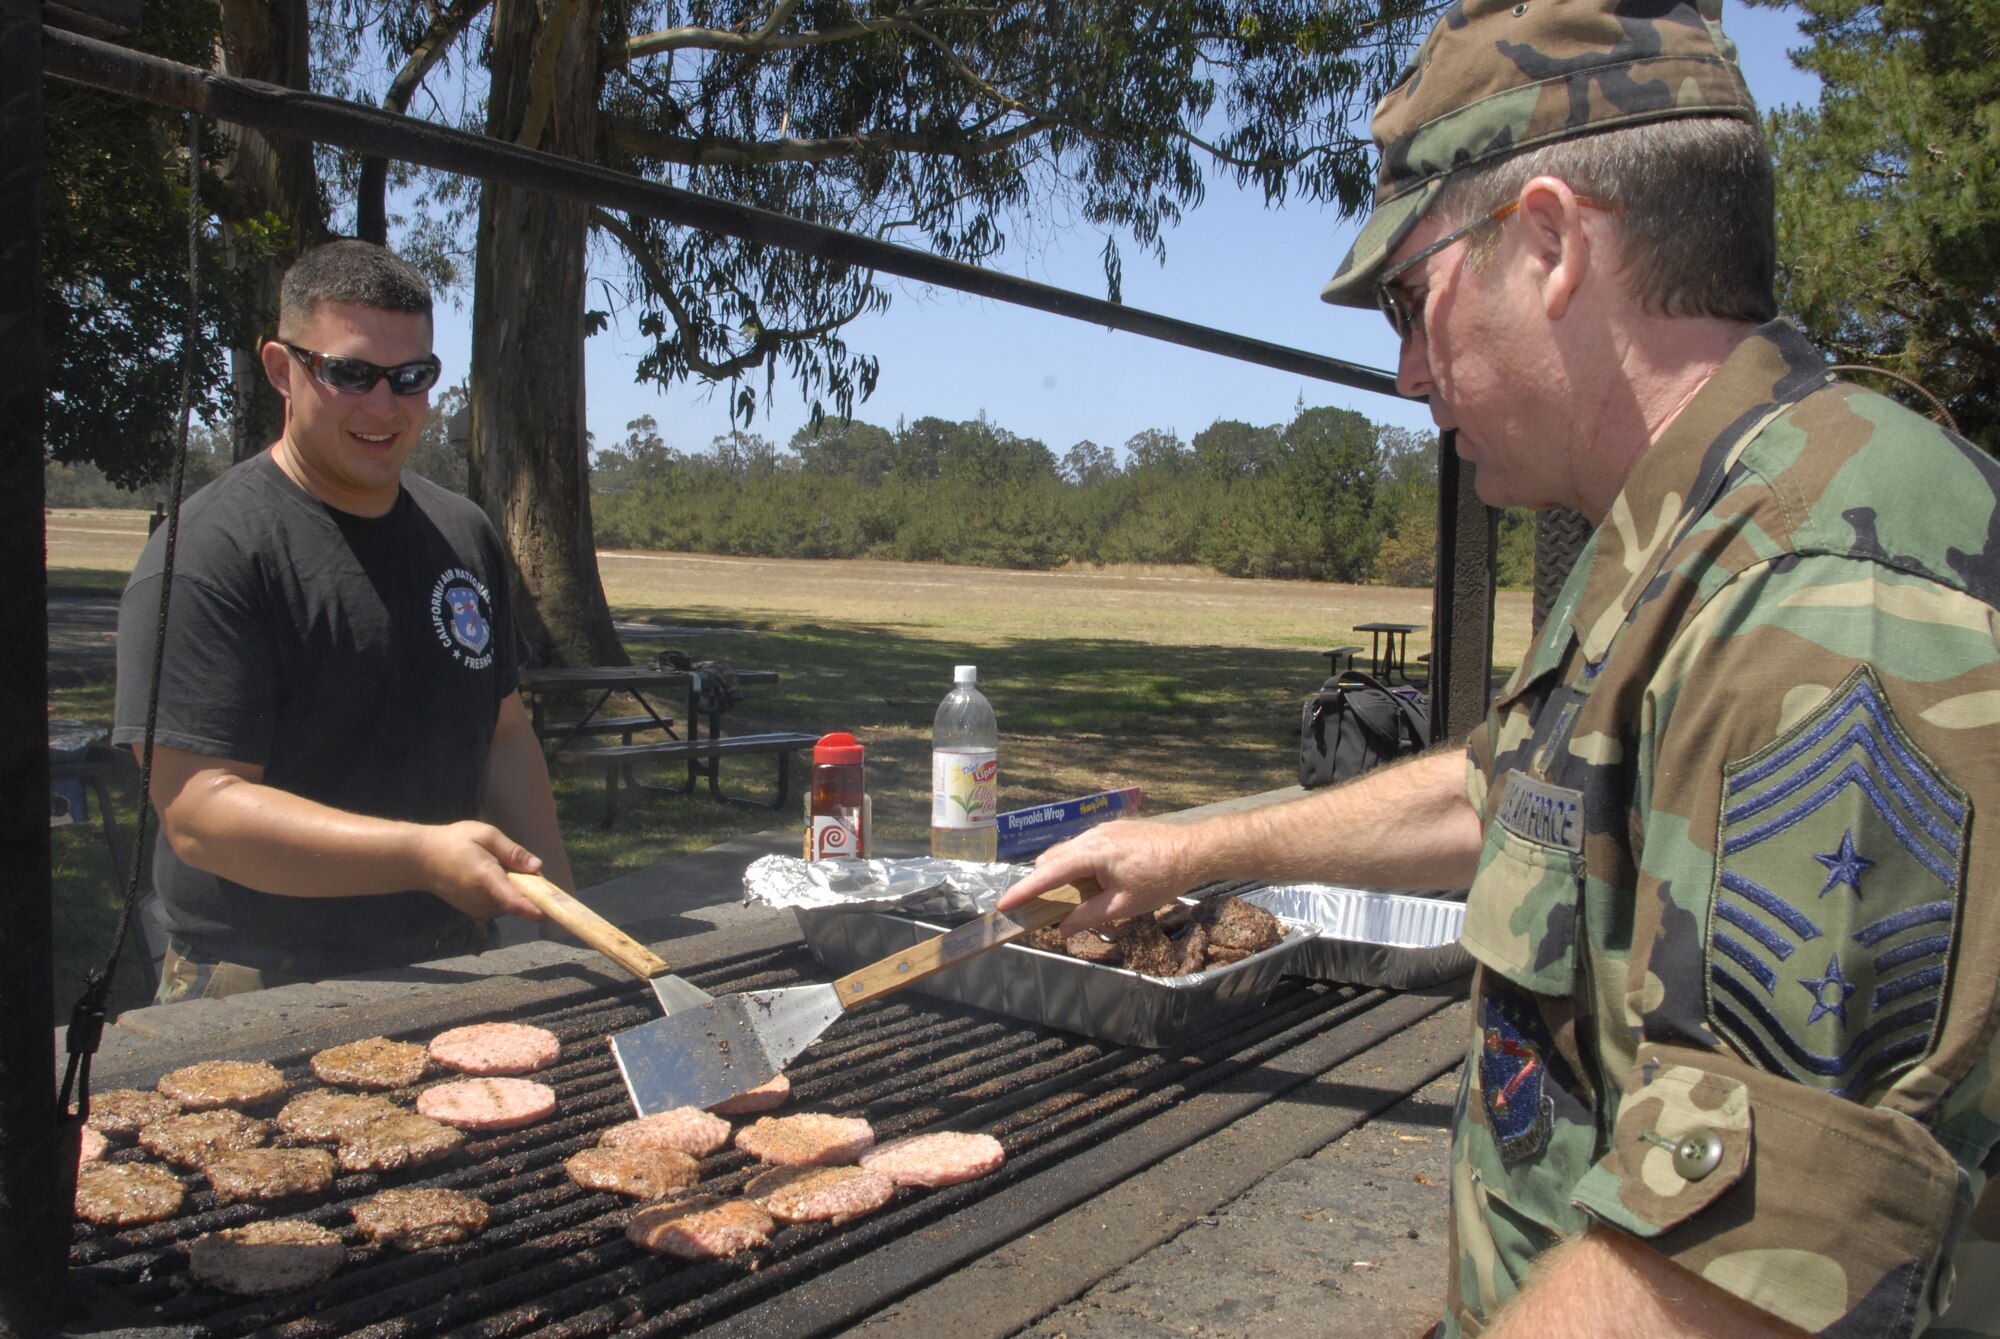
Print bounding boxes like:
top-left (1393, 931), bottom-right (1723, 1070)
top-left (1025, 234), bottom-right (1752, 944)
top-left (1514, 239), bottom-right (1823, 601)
top-left (711, 1073), bottom-right (790, 1115)
top-left (187, 1219), bottom-right (345, 1294)
top-left (599, 1108), bottom-right (731, 1158)
top-left (352, 1187), bottom-right (490, 1249)
top-left (746, 1165), bottom-right (895, 1225)
top-left (85, 1087), bottom-right (182, 1139)
top-left (735, 1113), bottom-right (874, 1167)
top-left (1200, 897), bottom-right (1284, 954)
top-left (860, 1131), bottom-right (1006, 1187)
top-left (157, 1060), bottom-right (288, 1112)
top-left (565, 1146), bottom-right (700, 1199)
top-left (1116, 917), bottom-right (1180, 976)
top-left (334, 1111), bottom-right (465, 1173)
top-left (73, 1161), bottom-right (186, 1227)
top-left (138, 1109), bottom-right (271, 1169)
top-left (1026, 924), bottom-right (1067, 953)
top-left (203, 1147), bottom-right (337, 1202)
top-left (276, 1090), bottom-right (403, 1144)
top-left (1205, 945), bottom-right (1252, 967)
top-left (626, 1194), bottom-right (774, 1259)
top-left (1063, 929), bottom-right (1122, 964)
top-left (1019, 895), bottom-right (1285, 974)
top-left (416, 1077), bottom-right (557, 1132)
top-left (427, 1022), bottom-right (561, 1076)
top-left (311, 1037), bottom-right (430, 1090)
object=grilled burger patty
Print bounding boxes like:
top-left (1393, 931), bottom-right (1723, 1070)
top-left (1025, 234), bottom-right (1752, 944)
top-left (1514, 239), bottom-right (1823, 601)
top-left (157, 1060), bottom-right (289, 1111)
top-left (734, 1113), bottom-right (874, 1167)
top-left (74, 1161), bottom-right (186, 1227)
top-left (203, 1147), bottom-right (337, 1202)
top-left (626, 1195), bottom-right (775, 1259)
top-left (276, 1090), bottom-right (404, 1144)
top-left (565, 1146), bottom-right (701, 1199)
top-left (416, 1077), bottom-right (557, 1132)
top-left (310, 1037), bottom-right (430, 1090)
top-left (746, 1164), bottom-right (895, 1224)
top-left (427, 1022), bottom-right (561, 1076)
top-left (334, 1110), bottom-right (466, 1173)
top-left (859, 1131), bottom-right (1006, 1187)
top-left (187, 1219), bottom-right (345, 1295)
top-left (138, 1109), bottom-right (271, 1169)
top-left (84, 1087), bottom-right (182, 1139)
top-left (351, 1187), bottom-right (490, 1249)
top-left (710, 1073), bottom-right (790, 1115)
top-left (598, 1108), bottom-right (731, 1158)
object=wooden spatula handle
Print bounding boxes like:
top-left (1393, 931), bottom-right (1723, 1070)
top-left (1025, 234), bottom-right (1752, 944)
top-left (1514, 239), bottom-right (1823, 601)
top-left (507, 872), bottom-right (673, 983)
top-left (831, 879), bottom-right (1100, 1009)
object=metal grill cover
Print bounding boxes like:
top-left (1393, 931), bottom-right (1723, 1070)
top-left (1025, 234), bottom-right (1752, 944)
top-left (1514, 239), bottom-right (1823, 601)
top-left (1242, 884), bottom-right (1471, 989)
top-left (794, 903), bottom-right (1315, 1047)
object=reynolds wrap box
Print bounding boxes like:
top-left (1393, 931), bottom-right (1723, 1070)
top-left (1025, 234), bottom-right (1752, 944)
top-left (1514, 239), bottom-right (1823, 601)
top-left (995, 787), bottom-right (1143, 861)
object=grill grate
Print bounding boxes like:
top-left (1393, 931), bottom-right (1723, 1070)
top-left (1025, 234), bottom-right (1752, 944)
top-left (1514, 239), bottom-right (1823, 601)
top-left (70, 932), bottom-right (1438, 1339)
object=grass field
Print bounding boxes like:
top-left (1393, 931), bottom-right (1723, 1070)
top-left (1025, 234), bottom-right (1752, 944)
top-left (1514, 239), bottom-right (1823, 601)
top-left (44, 508), bottom-right (1531, 1023)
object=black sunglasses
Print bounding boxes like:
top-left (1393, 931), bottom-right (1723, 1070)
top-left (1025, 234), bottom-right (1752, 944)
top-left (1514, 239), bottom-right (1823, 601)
top-left (282, 342), bottom-right (442, 396)
top-left (1376, 197), bottom-right (1615, 341)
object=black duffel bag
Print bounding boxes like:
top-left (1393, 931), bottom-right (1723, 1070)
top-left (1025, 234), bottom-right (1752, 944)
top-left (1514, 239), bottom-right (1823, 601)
top-left (1299, 671), bottom-right (1430, 789)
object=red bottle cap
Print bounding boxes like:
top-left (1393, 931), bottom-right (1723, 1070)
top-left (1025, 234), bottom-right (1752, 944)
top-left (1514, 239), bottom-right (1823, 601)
top-left (814, 732), bottom-right (865, 765)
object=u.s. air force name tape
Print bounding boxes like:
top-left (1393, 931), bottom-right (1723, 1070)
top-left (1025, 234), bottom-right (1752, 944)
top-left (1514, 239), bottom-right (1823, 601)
top-left (1496, 772), bottom-right (1585, 854)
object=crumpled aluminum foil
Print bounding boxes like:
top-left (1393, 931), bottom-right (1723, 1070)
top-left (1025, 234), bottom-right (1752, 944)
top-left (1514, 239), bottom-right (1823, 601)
top-left (742, 855), bottom-right (1032, 919)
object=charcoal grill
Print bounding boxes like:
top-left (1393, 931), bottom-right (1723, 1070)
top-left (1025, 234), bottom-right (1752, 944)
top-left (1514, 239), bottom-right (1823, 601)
top-left (64, 890), bottom-right (1462, 1339)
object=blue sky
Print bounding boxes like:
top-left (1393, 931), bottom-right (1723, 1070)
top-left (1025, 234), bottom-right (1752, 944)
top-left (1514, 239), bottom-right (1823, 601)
top-left (428, 4), bottom-right (1823, 461)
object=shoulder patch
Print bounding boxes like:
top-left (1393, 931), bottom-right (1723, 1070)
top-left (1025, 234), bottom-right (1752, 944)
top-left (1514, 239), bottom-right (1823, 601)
top-left (1706, 666), bottom-right (1967, 1100)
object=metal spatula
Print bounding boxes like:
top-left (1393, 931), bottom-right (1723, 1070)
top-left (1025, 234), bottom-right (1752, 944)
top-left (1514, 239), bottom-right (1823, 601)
top-left (506, 872), bottom-right (714, 1014)
top-left (610, 879), bottom-right (1096, 1115)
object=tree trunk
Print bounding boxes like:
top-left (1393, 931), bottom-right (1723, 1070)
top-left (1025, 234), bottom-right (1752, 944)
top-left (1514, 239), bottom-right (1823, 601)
top-left (216, 0), bottom-right (326, 462)
top-left (471, 0), bottom-right (623, 668)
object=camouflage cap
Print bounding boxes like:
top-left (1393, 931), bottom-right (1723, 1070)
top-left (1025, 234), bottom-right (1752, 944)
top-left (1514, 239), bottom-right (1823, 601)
top-left (1320, 0), bottom-right (1758, 308)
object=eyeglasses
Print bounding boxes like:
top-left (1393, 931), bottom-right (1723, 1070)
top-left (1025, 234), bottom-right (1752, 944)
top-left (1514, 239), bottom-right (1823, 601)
top-left (1375, 196), bottom-right (1614, 341)
top-left (282, 342), bottom-right (442, 396)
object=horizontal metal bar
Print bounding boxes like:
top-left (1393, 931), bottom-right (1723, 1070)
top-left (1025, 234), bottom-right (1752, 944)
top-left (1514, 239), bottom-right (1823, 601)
top-left (40, 25), bottom-right (1403, 401)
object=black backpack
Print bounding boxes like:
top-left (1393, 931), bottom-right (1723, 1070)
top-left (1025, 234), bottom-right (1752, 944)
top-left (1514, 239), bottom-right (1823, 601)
top-left (1299, 671), bottom-right (1431, 789)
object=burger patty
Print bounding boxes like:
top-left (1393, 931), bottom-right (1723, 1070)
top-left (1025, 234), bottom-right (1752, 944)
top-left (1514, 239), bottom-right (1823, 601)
top-left (746, 1164), bottom-right (895, 1224)
top-left (428, 1022), bottom-right (561, 1076)
top-left (311, 1037), bottom-right (430, 1090)
top-left (626, 1195), bottom-right (774, 1259)
top-left (276, 1090), bottom-right (403, 1144)
top-left (84, 1087), bottom-right (182, 1139)
top-left (74, 1161), bottom-right (185, 1227)
top-left (156, 1060), bottom-right (289, 1112)
top-left (598, 1108), bottom-right (732, 1158)
top-left (1201, 897), bottom-right (1285, 954)
top-left (187, 1219), bottom-right (345, 1295)
top-left (711, 1073), bottom-right (790, 1115)
top-left (334, 1111), bottom-right (466, 1173)
top-left (78, 1128), bottom-right (111, 1165)
top-left (351, 1187), bottom-right (490, 1250)
top-left (859, 1131), bottom-right (1006, 1187)
top-left (203, 1147), bottom-right (337, 1203)
top-left (416, 1078), bottom-right (557, 1132)
top-left (565, 1146), bottom-right (701, 1200)
top-left (734, 1113), bottom-right (874, 1167)
top-left (138, 1109), bottom-right (271, 1169)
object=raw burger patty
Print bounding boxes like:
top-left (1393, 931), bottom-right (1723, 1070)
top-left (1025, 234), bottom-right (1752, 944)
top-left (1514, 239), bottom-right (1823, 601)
top-left (188, 1219), bottom-right (345, 1294)
top-left (311, 1037), bottom-right (429, 1090)
top-left (417, 1078), bottom-right (557, 1132)
top-left (565, 1146), bottom-right (700, 1199)
top-left (626, 1195), bottom-right (774, 1259)
top-left (352, 1187), bottom-right (490, 1249)
top-left (204, 1147), bottom-right (337, 1202)
top-left (746, 1165), bottom-right (895, 1224)
top-left (598, 1108), bottom-right (731, 1158)
top-left (139, 1110), bottom-right (271, 1169)
top-left (428, 1022), bottom-right (560, 1076)
top-left (276, 1090), bottom-right (403, 1143)
top-left (157, 1060), bottom-right (288, 1111)
top-left (734, 1113), bottom-right (873, 1167)
top-left (335, 1111), bottom-right (466, 1173)
top-left (74, 1161), bottom-right (185, 1227)
top-left (711, 1073), bottom-right (790, 1115)
top-left (860, 1132), bottom-right (1006, 1187)
top-left (78, 1128), bottom-right (111, 1164)
top-left (85, 1087), bottom-right (182, 1139)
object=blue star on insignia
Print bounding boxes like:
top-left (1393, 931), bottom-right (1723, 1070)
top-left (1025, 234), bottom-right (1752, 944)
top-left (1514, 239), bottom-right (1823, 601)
top-left (1798, 952), bottom-right (1858, 1027)
top-left (1813, 829), bottom-right (1874, 898)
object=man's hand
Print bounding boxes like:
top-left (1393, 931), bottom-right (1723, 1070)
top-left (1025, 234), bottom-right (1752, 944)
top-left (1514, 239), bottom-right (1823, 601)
top-left (999, 819), bottom-right (1205, 933)
top-left (410, 820), bottom-right (552, 920)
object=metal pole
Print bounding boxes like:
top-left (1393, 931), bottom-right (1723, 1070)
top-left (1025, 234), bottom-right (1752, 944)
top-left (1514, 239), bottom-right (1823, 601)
top-left (0, 0), bottom-right (65, 1330)
top-left (1428, 430), bottom-right (1497, 744)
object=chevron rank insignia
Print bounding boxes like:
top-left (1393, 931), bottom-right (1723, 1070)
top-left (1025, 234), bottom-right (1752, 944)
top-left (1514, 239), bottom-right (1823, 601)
top-left (1707, 666), bottom-right (1967, 1100)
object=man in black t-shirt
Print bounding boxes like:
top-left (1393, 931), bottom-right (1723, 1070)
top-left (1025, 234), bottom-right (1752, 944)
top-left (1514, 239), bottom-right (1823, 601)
top-left (115, 241), bottom-right (569, 1001)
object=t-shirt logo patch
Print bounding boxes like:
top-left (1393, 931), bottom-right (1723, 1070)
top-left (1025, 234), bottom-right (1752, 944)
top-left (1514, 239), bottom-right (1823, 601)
top-left (1707, 665), bottom-right (1966, 1100)
top-left (430, 569), bottom-right (496, 670)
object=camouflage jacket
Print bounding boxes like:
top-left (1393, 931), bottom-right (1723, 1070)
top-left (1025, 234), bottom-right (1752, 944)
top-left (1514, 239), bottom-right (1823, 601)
top-left (1449, 320), bottom-right (2000, 1337)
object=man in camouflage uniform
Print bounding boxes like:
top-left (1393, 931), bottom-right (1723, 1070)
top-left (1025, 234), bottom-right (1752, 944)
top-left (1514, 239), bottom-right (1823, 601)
top-left (1003, 1), bottom-right (1999, 1334)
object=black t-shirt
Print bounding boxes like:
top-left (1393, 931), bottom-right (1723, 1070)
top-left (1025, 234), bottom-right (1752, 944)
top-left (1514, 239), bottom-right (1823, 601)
top-left (113, 453), bottom-right (518, 970)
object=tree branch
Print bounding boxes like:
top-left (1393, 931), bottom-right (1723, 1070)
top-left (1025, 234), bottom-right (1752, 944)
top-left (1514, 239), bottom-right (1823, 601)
top-left (604, 113), bottom-right (1045, 166)
top-left (359, 0), bottom-right (491, 242)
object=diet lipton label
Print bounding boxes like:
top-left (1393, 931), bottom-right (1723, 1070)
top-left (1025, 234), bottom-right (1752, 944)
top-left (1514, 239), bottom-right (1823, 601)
top-left (932, 750), bottom-right (998, 827)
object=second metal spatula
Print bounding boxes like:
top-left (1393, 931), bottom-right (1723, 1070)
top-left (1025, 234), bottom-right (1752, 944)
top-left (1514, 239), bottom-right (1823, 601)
top-left (610, 879), bottom-right (1097, 1115)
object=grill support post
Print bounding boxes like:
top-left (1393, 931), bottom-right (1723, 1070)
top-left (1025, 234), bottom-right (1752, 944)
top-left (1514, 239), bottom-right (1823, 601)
top-left (1428, 429), bottom-right (1497, 744)
top-left (0, 0), bottom-right (65, 1334)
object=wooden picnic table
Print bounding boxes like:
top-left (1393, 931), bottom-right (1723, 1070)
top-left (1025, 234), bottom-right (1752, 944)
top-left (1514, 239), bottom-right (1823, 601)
top-left (1353, 621), bottom-right (1422, 683)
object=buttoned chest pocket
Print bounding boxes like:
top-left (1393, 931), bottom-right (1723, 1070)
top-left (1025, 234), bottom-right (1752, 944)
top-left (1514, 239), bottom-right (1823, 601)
top-left (1462, 773), bottom-right (1586, 999)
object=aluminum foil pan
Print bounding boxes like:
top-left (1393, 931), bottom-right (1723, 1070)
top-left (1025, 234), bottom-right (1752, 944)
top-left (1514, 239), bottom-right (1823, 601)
top-left (1241, 885), bottom-right (1471, 990)
top-left (794, 902), bottom-right (1317, 1049)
